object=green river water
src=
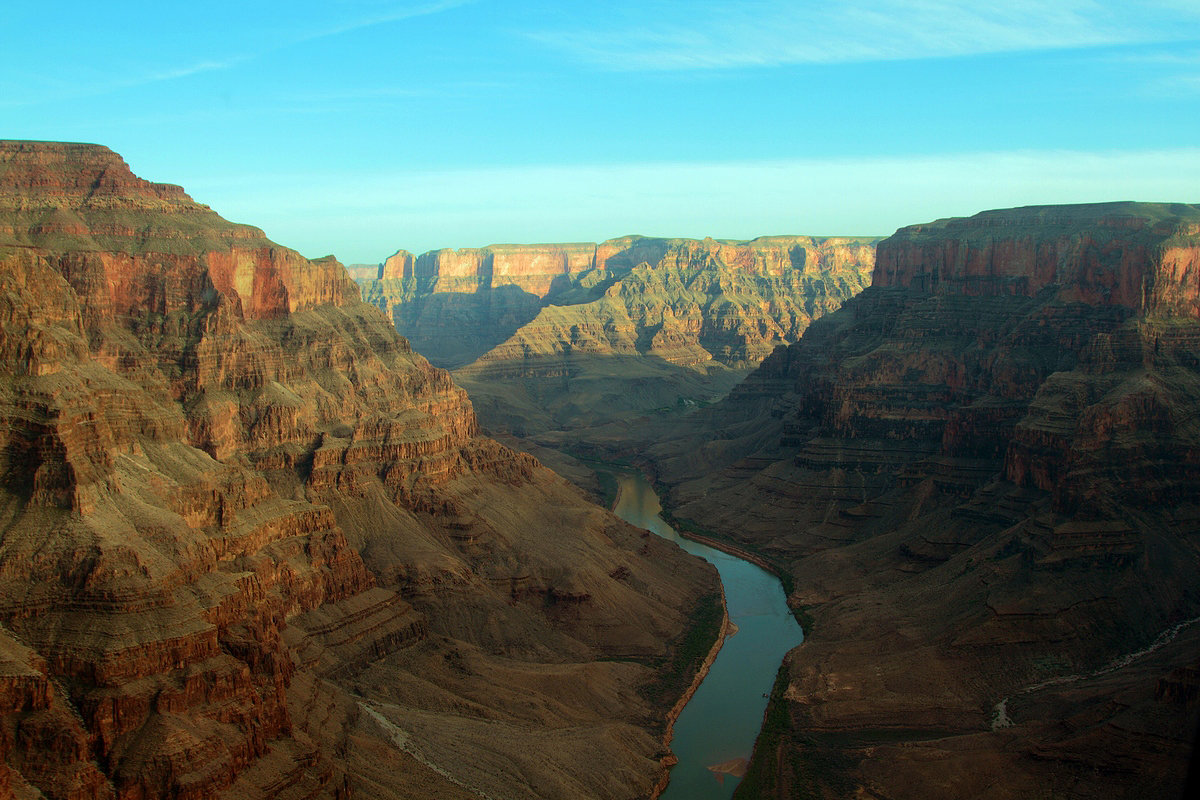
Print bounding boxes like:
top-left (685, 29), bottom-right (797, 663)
top-left (611, 472), bottom-right (803, 799)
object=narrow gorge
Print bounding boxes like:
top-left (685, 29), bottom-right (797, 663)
top-left (611, 471), bottom-right (802, 800)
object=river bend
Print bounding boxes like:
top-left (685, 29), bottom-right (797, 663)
top-left (612, 473), bottom-right (803, 799)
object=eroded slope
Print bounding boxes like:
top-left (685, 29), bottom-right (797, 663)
top-left (360, 236), bottom-right (875, 464)
top-left (649, 202), bottom-right (1200, 799)
top-left (0, 141), bottom-right (718, 800)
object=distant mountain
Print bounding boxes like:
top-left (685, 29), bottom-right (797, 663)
top-left (360, 236), bottom-right (877, 464)
top-left (343, 262), bottom-right (382, 282)
top-left (648, 202), bottom-right (1200, 799)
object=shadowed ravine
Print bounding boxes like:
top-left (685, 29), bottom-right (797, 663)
top-left (611, 473), bottom-right (804, 799)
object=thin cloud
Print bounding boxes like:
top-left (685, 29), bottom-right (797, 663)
top-left (1, 0), bottom-right (472, 107)
top-left (292, 0), bottom-right (475, 45)
top-left (526, 0), bottom-right (1200, 70)
top-left (144, 56), bottom-right (255, 84)
top-left (145, 0), bottom-right (475, 83)
top-left (1154, 74), bottom-right (1200, 96)
top-left (1107, 48), bottom-right (1200, 97)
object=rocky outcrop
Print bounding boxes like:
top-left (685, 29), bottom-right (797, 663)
top-left (376, 235), bottom-right (870, 295)
top-left (647, 202), bottom-right (1200, 799)
top-left (364, 235), bottom-right (876, 367)
top-left (360, 236), bottom-right (876, 467)
top-left (0, 141), bottom-right (719, 799)
top-left (343, 264), bottom-right (382, 283)
top-left (875, 202), bottom-right (1200, 315)
top-left (380, 242), bottom-right (598, 296)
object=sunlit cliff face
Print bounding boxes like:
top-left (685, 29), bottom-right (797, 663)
top-left (0, 141), bottom-right (719, 800)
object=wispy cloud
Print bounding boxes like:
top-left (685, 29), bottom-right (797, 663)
top-left (291, 0), bottom-right (474, 45)
top-left (1155, 74), bottom-right (1200, 96)
top-left (0, 0), bottom-right (473, 107)
top-left (1111, 49), bottom-right (1200, 66)
top-left (1108, 48), bottom-right (1200, 96)
top-left (140, 0), bottom-right (475, 84)
top-left (142, 56), bottom-right (256, 84)
top-left (527, 0), bottom-right (1200, 70)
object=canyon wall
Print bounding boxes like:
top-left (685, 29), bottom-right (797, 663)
top-left (874, 202), bottom-right (1200, 315)
top-left (0, 141), bottom-right (719, 800)
top-left (363, 235), bottom-right (876, 368)
top-left (647, 202), bottom-right (1200, 799)
top-left (361, 236), bottom-right (876, 467)
top-left (377, 235), bottom-right (867, 296)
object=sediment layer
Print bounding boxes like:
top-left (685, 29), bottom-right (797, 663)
top-left (649, 202), bottom-right (1200, 800)
top-left (0, 140), bottom-right (719, 800)
top-left (359, 235), bottom-right (876, 467)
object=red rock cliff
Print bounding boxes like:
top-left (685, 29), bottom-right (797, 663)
top-left (873, 202), bottom-right (1200, 315)
top-left (0, 141), bottom-right (357, 320)
top-left (379, 235), bottom-right (875, 298)
top-left (0, 142), bottom-right (718, 800)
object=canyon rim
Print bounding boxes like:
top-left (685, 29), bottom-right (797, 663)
top-left (2, 138), bottom-right (1198, 800)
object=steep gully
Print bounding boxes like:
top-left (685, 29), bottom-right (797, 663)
top-left (991, 615), bottom-right (1200, 730)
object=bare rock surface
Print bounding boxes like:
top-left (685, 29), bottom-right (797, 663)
top-left (359, 236), bottom-right (876, 461)
top-left (0, 140), bottom-right (719, 800)
top-left (646, 202), bottom-right (1200, 799)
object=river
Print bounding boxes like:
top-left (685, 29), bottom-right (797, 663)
top-left (611, 472), bottom-right (804, 800)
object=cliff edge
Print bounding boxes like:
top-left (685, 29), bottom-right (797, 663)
top-left (650, 202), bottom-right (1200, 800)
top-left (0, 141), bottom-right (719, 800)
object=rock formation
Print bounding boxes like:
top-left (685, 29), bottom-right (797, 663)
top-left (646, 202), bottom-right (1200, 799)
top-left (343, 264), bottom-right (383, 283)
top-left (360, 236), bottom-right (876, 475)
top-left (0, 140), bottom-right (719, 799)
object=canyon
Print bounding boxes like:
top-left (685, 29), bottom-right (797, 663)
top-left (357, 236), bottom-right (876, 477)
top-left (0, 141), bottom-right (722, 800)
top-left (5, 138), bottom-right (1197, 800)
top-left (640, 202), bottom-right (1200, 798)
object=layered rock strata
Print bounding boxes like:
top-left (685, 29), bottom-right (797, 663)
top-left (360, 236), bottom-right (876, 468)
top-left (0, 141), bottom-right (718, 799)
top-left (647, 202), bottom-right (1200, 799)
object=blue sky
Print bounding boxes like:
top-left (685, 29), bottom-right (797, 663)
top-left (4, 1), bottom-right (1200, 263)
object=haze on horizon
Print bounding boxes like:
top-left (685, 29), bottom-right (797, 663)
top-left (4, 0), bottom-right (1200, 264)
